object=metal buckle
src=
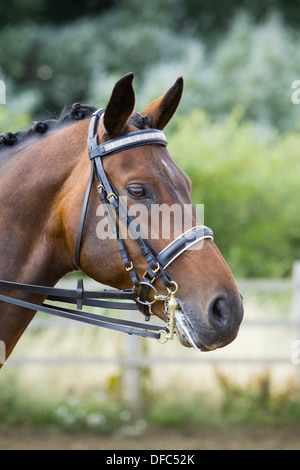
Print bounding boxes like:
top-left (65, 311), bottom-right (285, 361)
top-left (152, 262), bottom-right (160, 274)
top-left (106, 192), bottom-right (118, 201)
top-left (125, 261), bottom-right (133, 272)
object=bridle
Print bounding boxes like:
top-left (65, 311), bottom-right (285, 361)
top-left (74, 108), bottom-right (214, 338)
top-left (0, 109), bottom-right (214, 343)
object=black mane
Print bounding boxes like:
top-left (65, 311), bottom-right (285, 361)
top-left (0, 103), bottom-right (153, 153)
top-left (0, 103), bottom-right (96, 153)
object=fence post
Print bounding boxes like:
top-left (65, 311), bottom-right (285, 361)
top-left (122, 314), bottom-right (142, 409)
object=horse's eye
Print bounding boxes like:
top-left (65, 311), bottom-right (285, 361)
top-left (127, 185), bottom-right (146, 198)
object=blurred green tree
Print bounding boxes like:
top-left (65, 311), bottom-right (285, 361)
top-left (0, 0), bottom-right (112, 26)
top-left (1, 1), bottom-right (300, 277)
top-left (168, 109), bottom-right (300, 277)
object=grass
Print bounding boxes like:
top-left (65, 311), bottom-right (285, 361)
top-left (1, 368), bottom-right (300, 434)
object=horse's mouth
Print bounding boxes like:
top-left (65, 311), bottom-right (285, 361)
top-left (174, 308), bottom-right (210, 351)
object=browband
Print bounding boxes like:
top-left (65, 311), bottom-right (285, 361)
top-left (89, 129), bottom-right (167, 159)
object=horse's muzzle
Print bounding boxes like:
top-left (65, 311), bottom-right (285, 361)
top-left (175, 292), bottom-right (244, 351)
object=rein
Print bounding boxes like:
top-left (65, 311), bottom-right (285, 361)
top-left (0, 109), bottom-right (214, 342)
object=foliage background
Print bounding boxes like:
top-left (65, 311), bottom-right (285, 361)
top-left (1, 0), bottom-right (300, 277)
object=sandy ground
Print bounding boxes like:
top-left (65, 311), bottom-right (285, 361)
top-left (0, 425), bottom-right (300, 450)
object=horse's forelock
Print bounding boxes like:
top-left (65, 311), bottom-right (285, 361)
top-left (129, 113), bottom-right (154, 130)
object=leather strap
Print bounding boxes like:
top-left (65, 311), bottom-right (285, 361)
top-left (0, 292), bottom-right (162, 339)
top-left (0, 279), bottom-right (138, 310)
top-left (158, 226), bottom-right (214, 269)
top-left (75, 160), bottom-right (95, 269)
top-left (89, 129), bottom-right (167, 158)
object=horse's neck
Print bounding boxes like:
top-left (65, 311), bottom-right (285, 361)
top-left (1, 136), bottom-right (73, 283)
top-left (0, 122), bottom-right (88, 360)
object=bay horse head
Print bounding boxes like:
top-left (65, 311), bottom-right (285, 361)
top-left (0, 73), bottom-right (243, 362)
top-left (73, 73), bottom-right (243, 351)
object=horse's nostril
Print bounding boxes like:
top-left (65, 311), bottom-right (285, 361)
top-left (208, 293), bottom-right (244, 331)
top-left (212, 298), bottom-right (223, 322)
top-left (208, 295), bottom-right (230, 329)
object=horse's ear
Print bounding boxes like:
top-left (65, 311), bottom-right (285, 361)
top-left (141, 77), bottom-right (183, 130)
top-left (103, 73), bottom-right (135, 136)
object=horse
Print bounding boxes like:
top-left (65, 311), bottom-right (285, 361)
top-left (0, 73), bottom-right (243, 366)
